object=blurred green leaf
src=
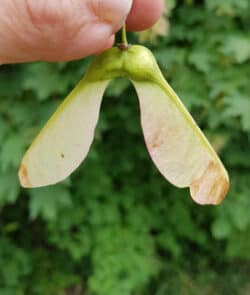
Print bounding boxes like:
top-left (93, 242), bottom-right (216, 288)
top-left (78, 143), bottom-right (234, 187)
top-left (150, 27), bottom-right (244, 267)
top-left (221, 34), bottom-right (250, 63)
top-left (29, 185), bottom-right (72, 220)
top-left (0, 170), bottom-right (20, 206)
top-left (224, 95), bottom-right (250, 131)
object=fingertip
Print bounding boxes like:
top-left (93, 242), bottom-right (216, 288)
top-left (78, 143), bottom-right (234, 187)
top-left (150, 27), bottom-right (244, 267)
top-left (126, 0), bottom-right (164, 31)
top-left (89, 0), bottom-right (133, 32)
top-left (93, 35), bottom-right (115, 55)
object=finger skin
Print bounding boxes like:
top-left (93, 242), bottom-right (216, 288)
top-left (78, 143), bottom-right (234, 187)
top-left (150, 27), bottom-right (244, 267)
top-left (0, 0), bottom-right (164, 63)
top-left (127, 0), bottom-right (165, 31)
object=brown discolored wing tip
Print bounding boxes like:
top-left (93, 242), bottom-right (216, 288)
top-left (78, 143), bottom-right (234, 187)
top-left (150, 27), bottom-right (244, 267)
top-left (190, 161), bottom-right (230, 205)
top-left (18, 164), bottom-right (32, 188)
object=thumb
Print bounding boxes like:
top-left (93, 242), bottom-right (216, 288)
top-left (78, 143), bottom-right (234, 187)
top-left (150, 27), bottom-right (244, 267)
top-left (0, 0), bottom-right (133, 64)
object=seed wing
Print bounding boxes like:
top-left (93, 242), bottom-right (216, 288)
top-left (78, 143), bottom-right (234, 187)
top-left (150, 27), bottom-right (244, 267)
top-left (132, 80), bottom-right (229, 205)
top-left (19, 80), bottom-right (109, 188)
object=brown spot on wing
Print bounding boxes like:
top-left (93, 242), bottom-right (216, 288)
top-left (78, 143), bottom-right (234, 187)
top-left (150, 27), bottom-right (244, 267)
top-left (147, 124), bottom-right (168, 151)
top-left (190, 161), bottom-right (229, 205)
top-left (147, 121), bottom-right (179, 152)
top-left (18, 164), bottom-right (32, 188)
top-left (150, 131), bottom-right (164, 149)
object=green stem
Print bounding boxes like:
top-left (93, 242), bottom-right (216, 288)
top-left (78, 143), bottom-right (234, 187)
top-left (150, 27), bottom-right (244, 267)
top-left (122, 24), bottom-right (128, 47)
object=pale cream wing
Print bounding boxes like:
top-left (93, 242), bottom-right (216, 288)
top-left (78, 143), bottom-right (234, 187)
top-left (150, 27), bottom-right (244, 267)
top-left (19, 80), bottom-right (109, 188)
top-left (132, 80), bottom-right (229, 205)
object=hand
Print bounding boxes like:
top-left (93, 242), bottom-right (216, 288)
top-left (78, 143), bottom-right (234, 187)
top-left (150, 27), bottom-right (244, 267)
top-left (0, 0), bottom-right (164, 64)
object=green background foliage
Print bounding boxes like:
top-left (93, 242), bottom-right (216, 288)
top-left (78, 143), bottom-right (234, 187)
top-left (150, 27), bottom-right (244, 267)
top-left (1, 1), bottom-right (250, 294)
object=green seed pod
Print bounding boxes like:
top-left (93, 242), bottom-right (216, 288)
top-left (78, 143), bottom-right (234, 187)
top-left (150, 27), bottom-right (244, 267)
top-left (19, 45), bottom-right (229, 205)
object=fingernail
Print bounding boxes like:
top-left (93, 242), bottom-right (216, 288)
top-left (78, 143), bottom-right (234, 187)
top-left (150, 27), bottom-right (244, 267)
top-left (92, 0), bottom-right (133, 28)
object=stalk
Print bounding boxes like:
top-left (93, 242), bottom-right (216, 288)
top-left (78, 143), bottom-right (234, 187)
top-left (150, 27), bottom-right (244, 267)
top-left (122, 24), bottom-right (128, 47)
top-left (118, 24), bottom-right (130, 50)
